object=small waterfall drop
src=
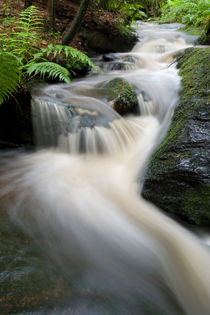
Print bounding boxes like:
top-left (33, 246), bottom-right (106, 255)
top-left (0, 23), bottom-right (209, 314)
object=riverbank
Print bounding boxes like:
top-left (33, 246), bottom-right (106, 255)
top-left (143, 46), bottom-right (210, 225)
top-left (0, 0), bottom-right (137, 149)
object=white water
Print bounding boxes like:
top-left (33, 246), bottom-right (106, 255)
top-left (0, 23), bottom-right (210, 314)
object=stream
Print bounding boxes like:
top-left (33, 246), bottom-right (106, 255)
top-left (0, 23), bottom-right (210, 314)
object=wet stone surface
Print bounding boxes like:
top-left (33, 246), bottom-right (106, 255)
top-left (142, 48), bottom-right (210, 225)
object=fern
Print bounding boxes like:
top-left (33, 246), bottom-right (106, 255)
top-left (0, 6), bottom-right (96, 105)
top-left (1, 6), bottom-right (43, 59)
top-left (44, 44), bottom-right (95, 70)
top-left (99, 0), bottom-right (123, 12)
top-left (0, 52), bottom-right (22, 104)
top-left (18, 5), bottom-right (43, 33)
top-left (26, 62), bottom-right (71, 84)
top-left (161, 0), bottom-right (210, 26)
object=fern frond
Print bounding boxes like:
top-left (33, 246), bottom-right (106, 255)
top-left (18, 6), bottom-right (43, 33)
top-left (31, 51), bottom-right (47, 62)
top-left (0, 52), bottom-right (22, 105)
top-left (45, 44), bottom-right (95, 70)
top-left (1, 6), bottom-right (44, 58)
top-left (26, 62), bottom-right (71, 84)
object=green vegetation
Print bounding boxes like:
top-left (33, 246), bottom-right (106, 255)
top-left (97, 0), bottom-right (165, 18)
top-left (143, 47), bottom-right (210, 225)
top-left (98, 0), bottom-right (147, 20)
top-left (0, 5), bottom-right (94, 105)
top-left (182, 185), bottom-right (210, 225)
top-left (101, 78), bottom-right (138, 115)
top-left (161, 0), bottom-right (210, 27)
top-left (0, 52), bottom-right (22, 104)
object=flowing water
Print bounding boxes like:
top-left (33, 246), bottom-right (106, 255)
top-left (0, 23), bottom-right (210, 314)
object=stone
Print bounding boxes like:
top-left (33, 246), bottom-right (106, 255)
top-left (142, 47), bottom-right (210, 225)
top-left (100, 78), bottom-right (139, 116)
top-left (80, 27), bottom-right (137, 54)
top-left (102, 54), bottom-right (119, 62)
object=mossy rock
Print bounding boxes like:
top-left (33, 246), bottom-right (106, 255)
top-left (142, 47), bottom-right (210, 225)
top-left (80, 27), bottom-right (137, 54)
top-left (178, 25), bottom-right (208, 44)
top-left (101, 78), bottom-right (139, 116)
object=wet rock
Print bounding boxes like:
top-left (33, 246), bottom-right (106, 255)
top-left (102, 54), bottom-right (119, 62)
top-left (0, 87), bottom-right (33, 149)
top-left (101, 78), bottom-right (139, 116)
top-left (109, 62), bottom-right (127, 71)
top-left (142, 47), bottom-right (210, 225)
top-left (101, 55), bottom-right (136, 71)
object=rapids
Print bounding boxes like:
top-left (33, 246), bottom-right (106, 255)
top-left (0, 23), bottom-right (209, 314)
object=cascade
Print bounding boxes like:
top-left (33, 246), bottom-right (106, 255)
top-left (0, 23), bottom-right (209, 314)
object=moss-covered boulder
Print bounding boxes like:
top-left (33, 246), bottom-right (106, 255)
top-left (179, 25), bottom-right (208, 45)
top-left (80, 28), bottom-right (137, 54)
top-left (101, 78), bottom-right (139, 116)
top-left (80, 12), bottom-right (137, 54)
top-left (142, 47), bottom-right (210, 225)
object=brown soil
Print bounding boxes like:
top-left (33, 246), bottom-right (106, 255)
top-left (0, 0), bottom-right (129, 149)
top-left (0, 0), bottom-right (121, 54)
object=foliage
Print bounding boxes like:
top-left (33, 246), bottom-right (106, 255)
top-left (0, 5), bottom-right (43, 62)
top-left (97, 0), bottom-right (163, 18)
top-left (26, 62), bottom-right (71, 84)
top-left (120, 2), bottom-right (147, 21)
top-left (0, 0), bottom-right (17, 26)
top-left (42, 44), bottom-right (95, 70)
top-left (0, 52), bottom-right (22, 104)
top-left (161, 0), bottom-right (210, 26)
top-left (143, 0), bottom-right (166, 17)
top-left (0, 6), bottom-right (95, 105)
top-left (97, 0), bottom-right (123, 12)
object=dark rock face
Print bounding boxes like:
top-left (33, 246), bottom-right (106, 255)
top-left (0, 87), bottom-right (33, 149)
top-left (80, 27), bottom-right (137, 54)
top-left (100, 78), bottom-right (139, 116)
top-left (142, 48), bottom-right (210, 225)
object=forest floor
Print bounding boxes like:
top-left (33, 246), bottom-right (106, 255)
top-left (0, 0), bottom-right (122, 54)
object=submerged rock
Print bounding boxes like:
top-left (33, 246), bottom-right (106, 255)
top-left (102, 54), bottom-right (119, 62)
top-left (142, 47), bottom-right (210, 225)
top-left (101, 78), bottom-right (139, 116)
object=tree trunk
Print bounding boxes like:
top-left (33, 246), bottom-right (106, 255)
top-left (48, 0), bottom-right (56, 32)
top-left (25, 0), bottom-right (33, 8)
top-left (62, 0), bottom-right (91, 45)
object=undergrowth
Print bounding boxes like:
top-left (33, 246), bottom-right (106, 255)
top-left (161, 0), bottom-right (210, 27)
top-left (0, 6), bottom-right (95, 105)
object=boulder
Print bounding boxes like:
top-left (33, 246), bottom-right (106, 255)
top-left (80, 28), bottom-right (137, 54)
top-left (101, 78), bottom-right (139, 116)
top-left (79, 14), bottom-right (137, 54)
top-left (142, 47), bottom-right (210, 225)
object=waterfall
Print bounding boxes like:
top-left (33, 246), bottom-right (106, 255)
top-left (0, 23), bottom-right (209, 314)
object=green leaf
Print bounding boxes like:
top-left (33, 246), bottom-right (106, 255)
top-left (0, 52), bottom-right (22, 104)
top-left (26, 61), bottom-right (71, 84)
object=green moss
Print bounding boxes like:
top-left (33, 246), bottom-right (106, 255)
top-left (182, 185), bottom-right (210, 225)
top-left (178, 48), bottom-right (210, 97)
top-left (114, 82), bottom-right (138, 115)
top-left (101, 77), bottom-right (138, 115)
top-left (178, 25), bottom-right (207, 44)
top-left (150, 47), bottom-right (210, 156)
top-left (144, 47), bottom-right (210, 225)
top-left (102, 78), bottom-right (125, 100)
